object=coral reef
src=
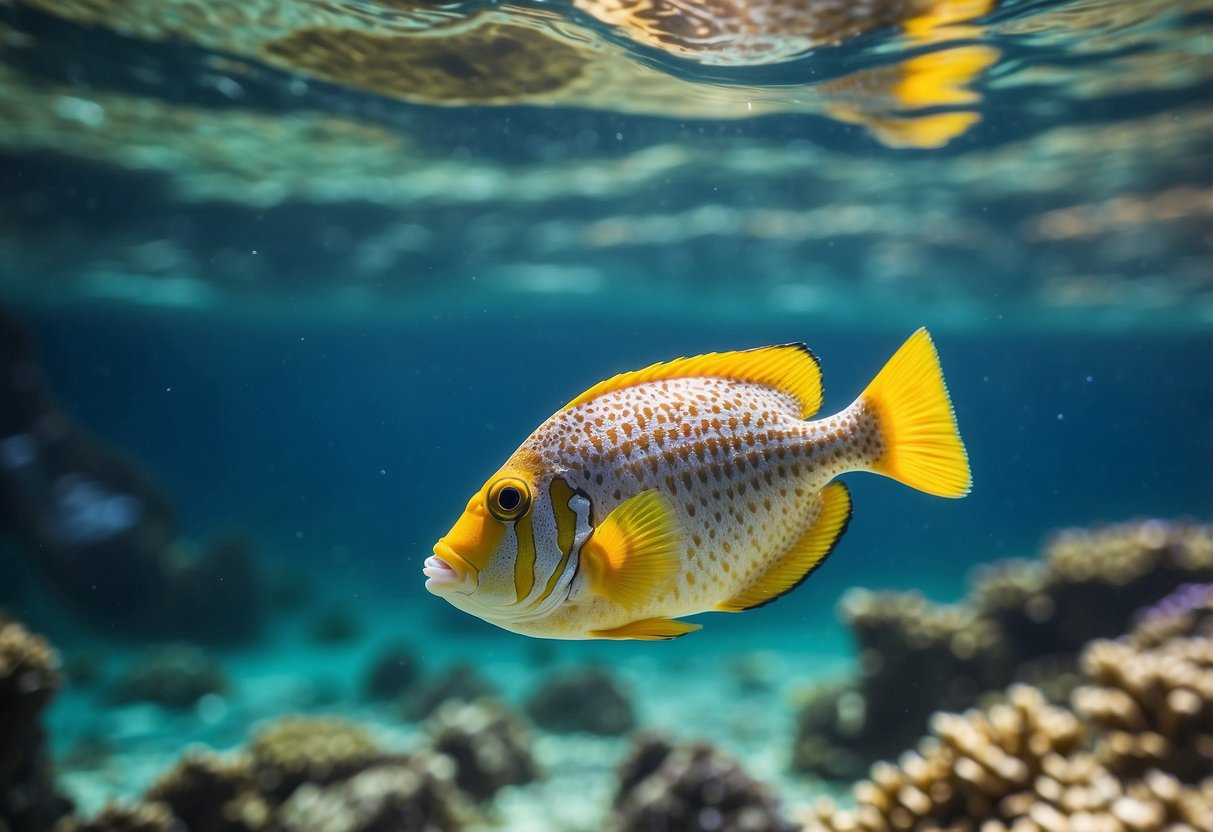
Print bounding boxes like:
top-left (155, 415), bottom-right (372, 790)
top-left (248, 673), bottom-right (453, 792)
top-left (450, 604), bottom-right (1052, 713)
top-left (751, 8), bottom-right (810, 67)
top-left (402, 664), bottom-right (496, 721)
top-left (144, 750), bottom-right (269, 832)
top-left (1072, 583), bottom-right (1213, 783)
top-left (800, 684), bottom-right (1213, 832)
top-left (0, 614), bottom-right (72, 832)
top-left (793, 521), bottom-right (1213, 779)
top-left (276, 758), bottom-right (465, 832)
top-left (54, 801), bottom-right (184, 832)
top-left (424, 699), bottom-right (537, 802)
top-left (363, 643), bottom-right (421, 701)
top-left (611, 735), bottom-right (795, 832)
top-left (247, 718), bottom-right (385, 804)
top-left (109, 645), bottom-right (229, 710)
top-left (525, 666), bottom-right (637, 736)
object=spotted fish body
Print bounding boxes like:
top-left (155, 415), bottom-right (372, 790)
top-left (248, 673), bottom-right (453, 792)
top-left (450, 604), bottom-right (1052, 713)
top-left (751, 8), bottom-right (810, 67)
top-left (425, 329), bottom-right (970, 640)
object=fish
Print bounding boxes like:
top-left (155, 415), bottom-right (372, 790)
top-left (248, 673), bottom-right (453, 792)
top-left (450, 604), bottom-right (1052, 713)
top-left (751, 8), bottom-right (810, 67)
top-left (424, 328), bottom-right (970, 640)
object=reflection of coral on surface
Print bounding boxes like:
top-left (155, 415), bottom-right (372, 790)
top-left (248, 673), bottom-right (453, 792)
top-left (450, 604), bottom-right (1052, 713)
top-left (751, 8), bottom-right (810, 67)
top-left (794, 521), bottom-right (1213, 779)
top-left (526, 666), bottom-right (637, 736)
top-left (0, 615), bottom-right (73, 832)
top-left (612, 735), bottom-right (796, 832)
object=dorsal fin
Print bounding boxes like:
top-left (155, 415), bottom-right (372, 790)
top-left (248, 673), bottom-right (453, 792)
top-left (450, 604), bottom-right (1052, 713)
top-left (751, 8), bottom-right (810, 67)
top-left (563, 344), bottom-right (823, 418)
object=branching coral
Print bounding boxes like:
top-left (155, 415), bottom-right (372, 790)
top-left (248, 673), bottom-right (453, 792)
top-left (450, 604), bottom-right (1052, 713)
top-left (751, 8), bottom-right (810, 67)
top-left (800, 685), bottom-right (1213, 832)
top-left (793, 521), bottom-right (1213, 779)
top-left (1072, 583), bottom-right (1213, 783)
top-left (611, 735), bottom-right (796, 832)
top-left (425, 699), bottom-right (537, 802)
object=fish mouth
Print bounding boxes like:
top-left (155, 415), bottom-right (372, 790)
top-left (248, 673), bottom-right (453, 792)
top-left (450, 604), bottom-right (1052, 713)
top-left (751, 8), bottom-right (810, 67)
top-left (423, 543), bottom-right (472, 594)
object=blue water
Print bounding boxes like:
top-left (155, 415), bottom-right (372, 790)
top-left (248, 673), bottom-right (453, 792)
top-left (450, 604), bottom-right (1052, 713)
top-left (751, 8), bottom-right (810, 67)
top-left (1, 0), bottom-right (1212, 826)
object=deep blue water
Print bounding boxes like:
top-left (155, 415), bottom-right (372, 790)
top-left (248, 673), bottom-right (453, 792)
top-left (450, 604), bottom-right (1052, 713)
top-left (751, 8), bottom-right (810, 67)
top-left (15, 303), bottom-right (1211, 645)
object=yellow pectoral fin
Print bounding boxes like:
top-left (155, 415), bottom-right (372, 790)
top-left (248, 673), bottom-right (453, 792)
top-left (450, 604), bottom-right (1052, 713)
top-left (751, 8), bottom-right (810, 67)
top-left (581, 489), bottom-right (680, 610)
top-left (717, 482), bottom-right (852, 613)
top-left (589, 618), bottom-right (702, 641)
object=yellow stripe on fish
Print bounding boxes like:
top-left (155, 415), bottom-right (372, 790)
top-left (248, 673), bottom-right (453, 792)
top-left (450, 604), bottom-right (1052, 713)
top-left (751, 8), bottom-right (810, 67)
top-left (423, 328), bottom-right (971, 641)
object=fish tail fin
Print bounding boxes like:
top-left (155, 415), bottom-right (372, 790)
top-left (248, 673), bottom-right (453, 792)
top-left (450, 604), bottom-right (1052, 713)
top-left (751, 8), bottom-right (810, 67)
top-left (859, 328), bottom-right (971, 498)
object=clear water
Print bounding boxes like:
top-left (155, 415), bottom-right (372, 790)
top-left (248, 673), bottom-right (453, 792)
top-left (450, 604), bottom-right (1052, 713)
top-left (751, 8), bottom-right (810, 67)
top-left (0, 0), bottom-right (1210, 828)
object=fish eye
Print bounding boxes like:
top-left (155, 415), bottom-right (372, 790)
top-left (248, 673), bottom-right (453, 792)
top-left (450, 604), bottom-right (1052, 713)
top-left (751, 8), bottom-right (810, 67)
top-left (487, 477), bottom-right (531, 522)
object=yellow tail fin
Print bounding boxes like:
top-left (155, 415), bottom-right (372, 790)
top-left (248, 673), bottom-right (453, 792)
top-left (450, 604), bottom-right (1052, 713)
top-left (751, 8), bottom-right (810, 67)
top-left (860, 328), bottom-right (971, 498)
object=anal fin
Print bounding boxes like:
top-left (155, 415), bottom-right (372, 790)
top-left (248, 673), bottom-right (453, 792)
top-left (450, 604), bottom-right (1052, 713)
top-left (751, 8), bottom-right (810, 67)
top-left (716, 482), bottom-right (852, 612)
top-left (589, 618), bottom-right (702, 641)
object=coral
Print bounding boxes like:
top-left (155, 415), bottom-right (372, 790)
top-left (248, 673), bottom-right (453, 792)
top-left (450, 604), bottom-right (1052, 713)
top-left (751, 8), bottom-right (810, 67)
top-left (276, 758), bottom-right (465, 832)
top-left (1072, 586), bottom-right (1213, 783)
top-left (402, 664), bottom-right (496, 721)
top-left (793, 521), bottom-right (1213, 779)
top-left (1129, 582), bottom-right (1213, 648)
top-left (525, 666), bottom-right (636, 736)
top-left (109, 645), bottom-right (229, 709)
top-left (363, 643), bottom-right (421, 701)
top-left (248, 717), bottom-right (384, 803)
top-left (425, 699), bottom-right (537, 802)
top-left (0, 615), bottom-right (72, 832)
top-left (54, 801), bottom-right (183, 832)
top-left (611, 735), bottom-right (795, 832)
top-left (145, 750), bottom-right (270, 832)
top-left (800, 685), bottom-right (1213, 832)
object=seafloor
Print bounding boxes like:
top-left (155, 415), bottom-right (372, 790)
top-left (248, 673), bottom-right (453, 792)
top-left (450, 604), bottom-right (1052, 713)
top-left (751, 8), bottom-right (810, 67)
top-left (4, 518), bottom-right (1212, 831)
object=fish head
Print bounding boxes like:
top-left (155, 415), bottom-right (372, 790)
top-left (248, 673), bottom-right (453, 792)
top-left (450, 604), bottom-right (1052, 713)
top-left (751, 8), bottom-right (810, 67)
top-left (426, 472), bottom-right (530, 595)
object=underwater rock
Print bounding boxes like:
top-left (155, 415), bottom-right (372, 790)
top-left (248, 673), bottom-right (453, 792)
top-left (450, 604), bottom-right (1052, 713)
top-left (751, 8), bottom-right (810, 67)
top-left (611, 734), bottom-right (795, 832)
top-left (145, 749), bottom-right (270, 832)
top-left (800, 684), bottom-right (1213, 832)
top-left (525, 666), bottom-right (636, 736)
top-left (62, 650), bottom-right (107, 688)
top-left (425, 699), bottom-right (537, 803)
top-left (363, 643), bottom-right (421, 701)
top-left (109, 644), bottom-right (229, 710)
top-left (792, 520), bottom-right (1213, 780)
top-left (307, 605), bottom-right (362, 645)
top-left (0, 614), bottom-right (73, 832)
top-left (401, 664), bottom-right (497, 721)
top-left (248, 717), bottom-right (385, 804)
top-left (0, 308), bottom-right (263, 645)
top-left (54, 801), bottom-right (184, 832)
top-left (276, 757), bottom-right (465, 832)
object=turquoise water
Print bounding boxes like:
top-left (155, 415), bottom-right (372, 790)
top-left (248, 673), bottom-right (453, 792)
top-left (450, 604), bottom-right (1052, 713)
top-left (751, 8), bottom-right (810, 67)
top-left (1, 1), bottom-right (1211, 830)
